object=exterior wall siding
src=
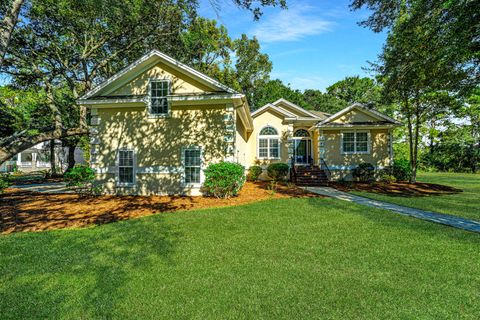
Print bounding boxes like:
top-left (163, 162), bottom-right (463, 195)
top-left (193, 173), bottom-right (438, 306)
top-left (111, 62), bottom-right (212, 96)
top-left (92, 104), bottom-right (228, 195)
top-left (322, 129), bottom-right (390, 180)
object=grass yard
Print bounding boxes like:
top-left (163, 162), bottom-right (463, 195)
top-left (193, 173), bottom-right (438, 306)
top-left (350, 172), bottom-right (480, 222)
top-left (1, 197), bottom-right (479, 319)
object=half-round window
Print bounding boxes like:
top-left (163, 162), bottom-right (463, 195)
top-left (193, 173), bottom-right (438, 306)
top-left (294, 129), bottom-right (310, 137)
top-left (260, 126), bottom-right (278, 136)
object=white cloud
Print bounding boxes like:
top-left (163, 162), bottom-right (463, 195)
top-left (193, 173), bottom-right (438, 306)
top-left (251, 5), bottom-right (333, 43)
top-left (289, 75), bottom-right (331, 91)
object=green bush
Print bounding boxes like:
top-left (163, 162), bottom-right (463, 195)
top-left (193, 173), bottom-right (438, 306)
top-left (379, 173), bottom-right (397, 183)
top-left (202, 162), bottom-right (246, 198)
top-left (247, 166), bottom-right (262, 181)
top-left (352, 163), bottom-right (375, 182)
top-left (391, 159), bottom-right (412, 181)
top-left (0, 176), bottom-right (10, 194)
top-left (267, 163), bottom-right (289, 181)
top-left (64, 165), bottom-right (97, 196)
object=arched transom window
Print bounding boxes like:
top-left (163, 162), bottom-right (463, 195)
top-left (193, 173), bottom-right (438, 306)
top-left (294, 129), bottom-right (310, 138)
top-left (260, 126), bottom-right (278, 136)
top-left (258, 126), bottom-right (280, 159)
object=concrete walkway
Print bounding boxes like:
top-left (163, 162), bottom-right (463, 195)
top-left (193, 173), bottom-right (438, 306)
top-left (304, 186), bottom-right (480, 233)
top-left (11, 182), bottom-right (72, 194)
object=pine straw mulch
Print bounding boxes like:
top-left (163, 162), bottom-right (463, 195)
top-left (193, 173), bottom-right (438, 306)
top-left (0, 182), bottom-right (319, 234)
top-left (330, 181), bottom-right (462, 197)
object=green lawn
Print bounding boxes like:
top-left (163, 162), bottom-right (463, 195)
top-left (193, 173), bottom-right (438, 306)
top-left (1, 197), bottom-right (479, 319)
top-left (351, 172), bottom-right (480, 222)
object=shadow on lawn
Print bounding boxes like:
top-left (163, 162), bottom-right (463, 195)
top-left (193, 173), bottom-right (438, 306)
top-left (0, 216), bottom-right (180, 319)
top-left (306, 197), bottom-right (480, 242)
top-left (0, 190), bottom-right (196, 234)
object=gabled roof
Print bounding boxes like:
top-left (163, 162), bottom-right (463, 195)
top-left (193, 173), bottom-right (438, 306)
top-left (272, 98), bottom-right (322, 119)
top-left (317, 103), bottom-right (401, 126)
top-left (80, 50), bottom-right (236, 100)
top-left (252, 98), bottom-right (323, 120)
top-left (251, 103), bottom-right (297, 119)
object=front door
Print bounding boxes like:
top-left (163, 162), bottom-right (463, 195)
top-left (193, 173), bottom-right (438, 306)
top-left (293, 139), bottom-right (312, 164)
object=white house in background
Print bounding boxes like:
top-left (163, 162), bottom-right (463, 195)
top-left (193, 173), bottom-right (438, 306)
top-left (0, 141), bottom-right (85, 173)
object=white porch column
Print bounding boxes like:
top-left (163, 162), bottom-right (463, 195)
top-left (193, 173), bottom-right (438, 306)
top-left (318, 129), bottom-right (325, 167)
top-left (388, 128), bottom-right (394, 165)
top-left (32, 152), bottom-right (37, 169)
top-left (286, 123), bottom-right (294, 166)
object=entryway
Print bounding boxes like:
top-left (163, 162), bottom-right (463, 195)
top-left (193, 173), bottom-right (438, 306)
top-left (293, 129), bottom-right (312, 165)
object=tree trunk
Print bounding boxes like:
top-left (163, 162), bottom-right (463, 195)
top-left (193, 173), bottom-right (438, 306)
top-left (0, 127), bottom-right (88, 165)
top-left (0, 0), bottom-right (24, 66)
top-left (67, 145), bottom-right (76, 172)
top-left (49, 140), bottom-right (56, 176)
top-left (406, 107), bottom-right (416, 183)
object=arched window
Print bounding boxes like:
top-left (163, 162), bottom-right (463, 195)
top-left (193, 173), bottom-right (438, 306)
top-left (258, 126), bottom-right (280, 159)
top-left (294, 129), bottom-right (310, 137)
top-left (260, 126), bottom-right (278, 136)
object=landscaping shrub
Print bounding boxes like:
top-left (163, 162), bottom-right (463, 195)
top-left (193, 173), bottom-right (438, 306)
top-left (202, 162), bottom-right (246, 198)
top-left (267, 163), bottom-right (289, 181)
top-left (64, 165), bottom-right (98, 196)
top-left (391, 159), bottom-right (412, 181)
top-left (247, 165), bottom-right (263, 181)
top-left (0, 176), bottom-right (9, 194)
top-left (379, 172), bottom-right (397, 183)
top-left (352, 163), bottom-right (375, 182)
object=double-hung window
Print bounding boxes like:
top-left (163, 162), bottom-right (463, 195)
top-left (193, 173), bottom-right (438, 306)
top-left (258, 126), bottom-right (280, 159)
top-left (342, 131), bottom-right (370, 154)
top-left (118, 149), bottom-right (134, 185)
top-left (149, 80), bottom-right (169, 115)
top-left (184, 148), bottom-right (201, 184)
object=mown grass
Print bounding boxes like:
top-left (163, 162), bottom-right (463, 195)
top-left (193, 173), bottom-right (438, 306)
top-left (0, 197), bottom-right (479, 319)
top-left (351, 172), bottom-right (480, 221)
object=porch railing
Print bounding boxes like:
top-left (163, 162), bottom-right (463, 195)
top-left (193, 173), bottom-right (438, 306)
top-left (320, 158), bottom-right (331, 181)
top-left (290, 156), bottom-right (297, 183)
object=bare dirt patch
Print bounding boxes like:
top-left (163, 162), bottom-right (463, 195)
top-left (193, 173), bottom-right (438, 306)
top-left (331, 181), bottom-right (462, 197)
top-left (0, 182), bottom-right (318, 234)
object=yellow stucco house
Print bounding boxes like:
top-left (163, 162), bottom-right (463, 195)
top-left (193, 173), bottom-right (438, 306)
top-left (78, 50), bottom-right (400, 195)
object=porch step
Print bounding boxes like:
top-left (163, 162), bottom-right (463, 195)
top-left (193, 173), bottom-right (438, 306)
top-left (293, 166), bottom-right (329, 186)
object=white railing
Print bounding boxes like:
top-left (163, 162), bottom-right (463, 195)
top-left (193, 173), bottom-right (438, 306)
top-left (19, 162), bottom-right (32, 167)
top-left (36, 162), bottom-right (50, 168)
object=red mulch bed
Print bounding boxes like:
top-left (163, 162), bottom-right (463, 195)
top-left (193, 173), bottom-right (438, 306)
top-left (0, 182), bottom-right (319, 234)
top-left (330, 181), bottom-right (462, 197)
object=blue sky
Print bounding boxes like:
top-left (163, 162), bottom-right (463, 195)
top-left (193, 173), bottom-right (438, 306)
top-left (199, 0), bottom-right (386, 91)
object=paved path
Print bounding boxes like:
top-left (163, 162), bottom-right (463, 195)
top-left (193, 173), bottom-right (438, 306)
top-left (11, 182), bottom-right (72, 194)
top-left (303, 186), bottom-right (480, 233)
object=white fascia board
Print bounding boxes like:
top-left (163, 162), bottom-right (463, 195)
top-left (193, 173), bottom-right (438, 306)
top-left (77, 97), bottom-right (146, 105)
top-left (272, 98), bottom-right (320, 119)
top-left (251, 103), bottom-right (297, 118)
top-left (170, 93), bottom-right (244, 103)
top-left (316, 124), bottom-right (397, 129)
top-left (317, 103), bottom-right (401, 126)
top-left (80, 50), bottom-right (237, 100)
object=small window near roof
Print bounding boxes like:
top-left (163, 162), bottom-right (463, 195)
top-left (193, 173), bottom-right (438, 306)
top-left (150, 80), bottom-right (169, 115)
top-left (259, 126), bottom-right (278, 136)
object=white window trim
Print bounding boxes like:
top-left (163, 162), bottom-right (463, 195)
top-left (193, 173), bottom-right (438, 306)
top-left (257, 126), bottom-right (281, 160)
top-left (148, 78), bottom-right (171, 118)
top-left (182, 146), bottom-right (204, 187)
top-left (341, 130), bottom-right (371, 155)
top-left (116, 148), bottom-right (136, 187)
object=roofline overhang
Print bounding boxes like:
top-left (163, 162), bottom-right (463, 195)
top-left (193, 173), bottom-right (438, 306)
top-left (80, 50), bottom-right (237, 100)
top-left (315, 123), bottom-right (400, 130)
